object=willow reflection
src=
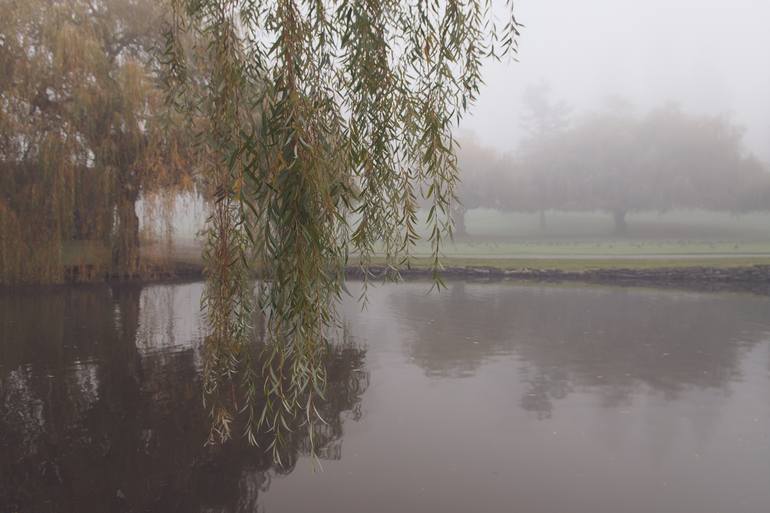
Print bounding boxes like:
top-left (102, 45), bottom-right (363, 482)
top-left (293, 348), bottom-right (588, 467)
top-left (0, 283), bottom-right (369, 512)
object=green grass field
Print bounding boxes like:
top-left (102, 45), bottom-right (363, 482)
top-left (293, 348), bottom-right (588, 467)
top-left (62, 208), bottom-right (770, 274)
top-left (464, 208), bottom-right (770, 242)
top-left (405, 239), bottom-right (770, 258)
top-left (372, 208), bottom-right (770, 271)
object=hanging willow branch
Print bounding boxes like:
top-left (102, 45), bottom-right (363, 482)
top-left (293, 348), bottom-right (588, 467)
top-left (165, 0), bottom-right (520, 461)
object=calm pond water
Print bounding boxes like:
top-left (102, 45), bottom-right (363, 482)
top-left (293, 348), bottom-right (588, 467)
top-left (1, 281), bottom-right (769, 513)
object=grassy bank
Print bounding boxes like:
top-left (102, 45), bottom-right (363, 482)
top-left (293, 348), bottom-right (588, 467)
top-left (58, 205), bottom-right (770, 283)
top-left (164, 238), bottom-right (770, 274)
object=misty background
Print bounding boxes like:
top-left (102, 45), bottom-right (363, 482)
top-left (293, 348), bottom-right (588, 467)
top-left (151, 0), bottom-right (770, 255)
top-left (4, 0), bottom-right (770, 279)
top-left (465, 0), bottom-right (770, 161)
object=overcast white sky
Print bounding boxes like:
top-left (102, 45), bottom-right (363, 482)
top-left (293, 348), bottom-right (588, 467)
top-left (462, 0), bottom-right (770, 160)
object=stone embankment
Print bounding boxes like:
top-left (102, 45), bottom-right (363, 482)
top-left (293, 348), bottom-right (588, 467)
top-left (350, 265), bottom-right (770, 292)
top-left (58, 262), bottom-right (770, 293)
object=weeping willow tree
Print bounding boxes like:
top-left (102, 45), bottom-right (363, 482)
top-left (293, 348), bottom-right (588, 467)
top-left (166, 0), bottom-right (520, 459)
top-left (0, 0), bottom-right (196, 284)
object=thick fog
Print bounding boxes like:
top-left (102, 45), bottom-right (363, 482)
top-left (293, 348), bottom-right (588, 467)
top-left (464, 0), bottom-right (770, 161)
top-left (146, 1), bottom-right (770, 243)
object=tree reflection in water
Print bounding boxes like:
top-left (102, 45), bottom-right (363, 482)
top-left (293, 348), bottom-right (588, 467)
top-left (0, 283), bottom-right (368, 512)
top-left (3, 280), bottom-right (768, 512)
top-left (389, 281), bottom-right (770, 418)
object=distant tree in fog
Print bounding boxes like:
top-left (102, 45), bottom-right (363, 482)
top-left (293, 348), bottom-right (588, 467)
top-left (451, 85), bottom-right (572, 237)
top-left (520, 81), bottom-right (572, 139)
top-left (518, 82), bottom-right (571, 229)
top-left (497, 103), bottom-right (770, 233)
top-left (453, 135), bottom-right (507, 236)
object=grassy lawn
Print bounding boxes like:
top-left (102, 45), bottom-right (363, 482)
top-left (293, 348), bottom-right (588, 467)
top-left (62, 208), bottom-right (770, 274)
top-left (401, 239), bottom-right (770, 258)
top-left (464, 208), bottom-right (770, 241)
top-left (363, 208), bottom-right (770, 271)
top-left (394, 208), bottom-right (770, 260)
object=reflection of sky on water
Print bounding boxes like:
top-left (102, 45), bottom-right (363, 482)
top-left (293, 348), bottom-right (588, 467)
top-left (134, 283), bottom-right (206, 362)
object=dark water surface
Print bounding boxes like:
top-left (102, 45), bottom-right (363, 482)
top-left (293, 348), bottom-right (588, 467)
top-left (1, 281), bottom-right (769, 513)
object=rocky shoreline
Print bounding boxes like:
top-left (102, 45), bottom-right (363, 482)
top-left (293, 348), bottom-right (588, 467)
top-left (349, 264), bottom-right (770, 293)
top-left (45, 262), bottom-right (770, 294)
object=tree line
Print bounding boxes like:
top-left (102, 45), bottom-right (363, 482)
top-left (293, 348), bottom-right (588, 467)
top-left (454, 91), bottom-right (770, 235)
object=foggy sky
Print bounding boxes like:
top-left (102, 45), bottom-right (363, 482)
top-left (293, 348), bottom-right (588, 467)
top-left (463, 0), bottom-right (770, 161)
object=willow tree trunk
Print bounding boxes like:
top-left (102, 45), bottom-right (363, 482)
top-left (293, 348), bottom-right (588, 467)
top-left (113, 182), bottom-right (140, 276)
top-left (612, 209), bottom-right (627, 235)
